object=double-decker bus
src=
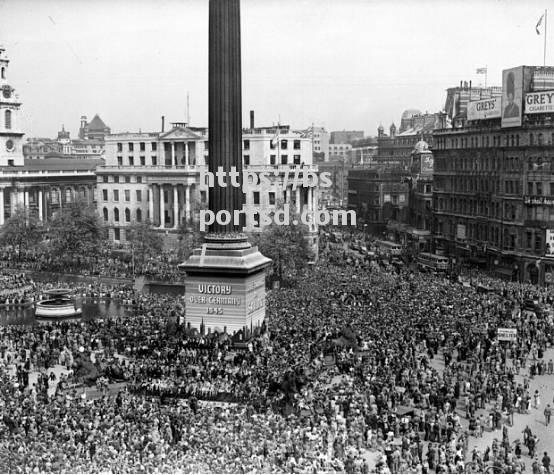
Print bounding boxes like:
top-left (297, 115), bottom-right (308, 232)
top-left (375, 240), bottom-right (402, 256)
top-left (416, 252), bottom-right (449, 272)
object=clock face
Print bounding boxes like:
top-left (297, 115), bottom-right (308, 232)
top-left (2, 87), bottom-right (10, 99)
top-left (6, 139), bottom-right (14, 151)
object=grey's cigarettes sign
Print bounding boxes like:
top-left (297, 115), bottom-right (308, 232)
top-left (467, 97), bottom-right (502, 120)
top-left (525, 90), bottom-right (554, 113)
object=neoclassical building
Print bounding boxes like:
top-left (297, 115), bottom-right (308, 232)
top-left (0, 45), bottom-right (99, 224)
top-left (97, 122), bottom-right (319, 251)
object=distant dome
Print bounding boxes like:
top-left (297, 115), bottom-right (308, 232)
top-left (377, 124), bottom-right (384, 131)
top-left (402, 109), bottom-right (422, 120)
top-left (413, 139), bottom-right (429, 153)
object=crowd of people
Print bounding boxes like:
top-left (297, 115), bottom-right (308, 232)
top-left (0, 238), bottom-right (553, 472)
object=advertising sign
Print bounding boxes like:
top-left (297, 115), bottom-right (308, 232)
top-left (456, 224), bottom-right (466, 240)
top-left (546, 229), bottom-right (554, 257)
top-left (525, 90), bottom-right (554, 113)
top-left (421, 154), bottom-right (434, 174)
top-left (467, 97), bottom-right (502, 120)
top-left (525, 196), bottom-right (554, 206)
top-left (502, 67), bottom-right (524, 128)
top-left (497, 328), bottom-right (517, 342)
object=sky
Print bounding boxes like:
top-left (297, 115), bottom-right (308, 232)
top-left (0, 0), bottom-right (551, 139)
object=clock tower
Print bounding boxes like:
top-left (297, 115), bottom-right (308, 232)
top-left (0, 45), bottom-right (24, 167)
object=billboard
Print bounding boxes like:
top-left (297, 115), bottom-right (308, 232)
top-left (467, 97), bottom-right (502, 120)
top-left (421, 154), bottom-right (434, 174)
top-left (546, 229), bottom-right (554, 257)
top-left (502, 66), bottom-right (524, 128)
top-left (456, 224), bottom-right (466, 240)
top-left (525, 90), bottom-right (554, 114)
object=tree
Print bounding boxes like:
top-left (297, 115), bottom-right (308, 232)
top-left (126, 220), bottom-right (163, 271)
top-left (47, 199), bottom-right (104, 266)
top-left (0, 206), bottom-right (42, 259)
top-left (176, 221), bottom-right (204, 261)
top-left (251, 215), bottom-right (311, 287)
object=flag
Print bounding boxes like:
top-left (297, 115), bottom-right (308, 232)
top-left (476, 67), bottom-right (487, 74)
top-left (537, 13), bottom-right (545, 35)
top-left (270, 124), bottom-right (280, 147)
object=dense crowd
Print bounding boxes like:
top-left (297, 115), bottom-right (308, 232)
top-left (0, 240), bottom-right (553, 473)
top-left (0, 249), bottom-right (185, 282)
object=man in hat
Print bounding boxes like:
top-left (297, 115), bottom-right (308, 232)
top-left (503, 71), bottom-right (520, 119)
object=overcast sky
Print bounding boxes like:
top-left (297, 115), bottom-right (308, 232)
top-left (0, 0), bottom-right (550, 138)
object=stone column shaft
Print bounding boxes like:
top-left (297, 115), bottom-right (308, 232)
top-left (173, 185), bottom-right (179, 229)
top-left (159, 184), bottom-right (165, 228)
top-left (208, 0), bottom-right (243, 233)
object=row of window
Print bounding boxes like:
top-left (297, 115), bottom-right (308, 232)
top-left (101, 175), bottom-right (143, 184)
top-left (436, 221), bottom-right (544, 252)
top-left (102, 189), bottom-right (145, 202)
top-left (436, 131), bottom-right (554, 151)
top-left (103, 207), bottom-right (142, 223)
top-left (435, 176), bottom-right (554, 196)
top-left (436, 154), bottom-right (554, 173)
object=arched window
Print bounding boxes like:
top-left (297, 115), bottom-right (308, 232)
top-left (114, 207), bottom-right (119, 222)
top-left (136, 208), bottom-right (142, 222)
top-left (5, 110), bottom-right (11, 129)
top-left (65, 188), bottom-right (72, 202)
top-left (103, 207), bottom-right (108, 222)
top-left (1, 67), bottom-right (5, 79)
top-left (125, 208), bottom-right (130, 222)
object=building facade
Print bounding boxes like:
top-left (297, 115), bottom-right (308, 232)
top-left (97, 123), bottom-right (318, 251)
top-left (432, 65), bottom-right (554, 284)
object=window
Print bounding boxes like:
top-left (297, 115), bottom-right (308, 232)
top-left (140, 156), bottom-right (145, 166)
top-left (269, 192), bottom-right (275, 205)
top-left (136, 209), bottom-right (142, 222)
top-left (270, 154), bottom-right (276, 165)
top-left (281, 139), bottom-right (287, 149)
top-left (125, 190), bottom-right (130, 202)
top-left (117, 143), bottom-right (123, 153)
top-left (128, 143), bottom-right (134, 152)
top-left (102, 189), bottom-right (108, 201)
top-left (152, 156), bottom-right (157, 166)
top-left (140, 142), bottom-right (145, 152)
top-left (114, 208), bottom-right (120, 222)
top-left (5, 110), bottom-right (11, 129)
top-left (151, 142), bottom-right (157, 151)
top-left (252, 212), bottom-right (260, 227)
top-left (253, 191), bottom-right (260, 205)
top-left (550, 183), bottom-right (554, 196)
top-left (136, 190), bottom-right (142, 202)
top-left (204, 140), bottom-right (209, 151)
top-left (103, 176), bottom-right (108, 183)
top-left (243, 139), bottom-right (250, 150)
top-left (293, 155), bottom-right (301, 165)
top-left (244, 155), bottom-right (250, 166)
top-left (103, 208), bottom-right (108, 222)
top-left (113, 190), bottom-right (119, 201)
top-left (293, 140), bottom-right (301, 150)
top-left (526, 231), bottom-right (533, 248)
top-left (281, 154), bottom-right (288, 165)
top-left (137, 176), bottom-right (142, 183)
top-left (125, 208), bottom-right (131, 222)
top-left (114, 228), bottom-right (120, 241)
top-left (114, 176), bottom-right (120, 184)
top-left (536, 182), bottom-right (543, 195)
top-left (536, 234), bottom-right (542, 251)
top-left (117, 157), bottom-right (123, 166)
top-left (125, 176), bottom-right (131, 183)
top-left (129, 156), bottom-right (134, 166)
top-left (528, 182), bottom-right (534, 194)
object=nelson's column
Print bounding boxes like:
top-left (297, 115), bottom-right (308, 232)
top-left (180, 0), bottom-right (271, 336)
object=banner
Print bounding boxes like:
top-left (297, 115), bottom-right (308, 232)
top-left (525, 90), bottom-right (554, 113)
top-left (421, 154), bottom-right (434, 174)
top-left (456, 224), bottom-right (466, 240)
top-left (546, 230), bottom-right (554, 257)
top-left (502, 67), bottom-right (524, 128)
top-left (497, 328), bottom-right (517, 341)
top-left (467, 97), bottom-right (502, 120)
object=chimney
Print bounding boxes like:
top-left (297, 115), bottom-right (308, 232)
top-left (250, 110), bottom-right (255, 129)
top-left (161, 115), bottom-right (165, 132)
